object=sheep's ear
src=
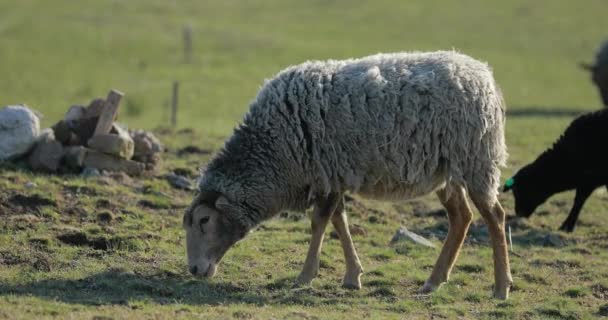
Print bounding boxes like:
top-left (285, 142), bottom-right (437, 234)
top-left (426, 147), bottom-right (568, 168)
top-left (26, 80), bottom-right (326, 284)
top-left (502, 177), bottom-right (515, 192)
top-left (215, 196), bottom-right (242, 218)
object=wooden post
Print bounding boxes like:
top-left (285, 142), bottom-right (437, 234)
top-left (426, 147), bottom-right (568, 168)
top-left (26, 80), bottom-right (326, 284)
top-left (183, 25), bottom-right (192, 63)
top-left (94, 89), bottom-right (124, 136)
top-left (171, 81), bottom-right (179, 128)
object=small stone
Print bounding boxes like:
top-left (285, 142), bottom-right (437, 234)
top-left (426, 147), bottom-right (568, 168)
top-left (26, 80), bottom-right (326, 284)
top-left (350, 224), bottom-right (368, 237)
top-left (166, 173), bottom-right (193, 190)
top-left (599, 304), bottom-right (608, 316)
top-left (83, 149), bottom-right (145, 176)
top-left (330, 224), bottom-right (368, 239)
top-left (390, 226), bottom-right (436, 248)
top-left (27, 133), bottom-right (64, 172)
top-left (81, 167), bottom-right (101, 178)
top-left (543, 233), bottom-right (567, 248)
top-left (97, 211), bottom-right (114, 223)
top-left (64, 105), bottom-right (85, 121)
top-left (24, 181), bottom-right (37, 189)
top-left (0, 105), bottom-right (40, 160)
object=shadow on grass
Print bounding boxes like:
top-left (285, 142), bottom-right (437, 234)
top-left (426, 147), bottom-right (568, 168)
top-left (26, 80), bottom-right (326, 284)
top-left (0, 271), bottom-right (267, 306)
top-left (0, 272), bottom-right (362, 307)
top-left (416, 217), bottom-right (571, 248)
top-left (506, 107), bottom-right (587, 118)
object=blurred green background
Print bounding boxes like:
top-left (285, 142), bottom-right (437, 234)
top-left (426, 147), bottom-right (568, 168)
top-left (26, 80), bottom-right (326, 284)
top-left (0, 0), bottom-right (605, 139)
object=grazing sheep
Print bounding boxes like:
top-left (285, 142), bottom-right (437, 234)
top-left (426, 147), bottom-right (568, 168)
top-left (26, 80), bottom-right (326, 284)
top-left (503, 109), bottom-right (608, 232)
top-left (581, 40), bottom-right (608, 106)
top-left (183, 51), bottom-right (513, 299)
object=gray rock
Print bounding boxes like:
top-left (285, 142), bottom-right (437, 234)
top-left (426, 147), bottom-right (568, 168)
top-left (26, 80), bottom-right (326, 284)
top-left (81, 167), bottom-right (101, 178)
top-left (64, 105), bottom-right (85, 121)
top-left (24, 181), bottom-right (37, 189)
top-left (64, 146), bottom-right (87, 169)
top-left (130, 129), bottom-right (163, 159)
top-left (27, 132), bottom-right (64, 172)
top-left (543, 233), bottom-right (568, 248)
top-left (83, 98), bottom-right (105, 119)
top-left (0, 105), bottom-right (40, 160)
top-left (166, 173), bottom-right (193, 190)
top-left (390, 226), bottom-right (436, 248)
top-left (83, 149), bottom-right (145, 176)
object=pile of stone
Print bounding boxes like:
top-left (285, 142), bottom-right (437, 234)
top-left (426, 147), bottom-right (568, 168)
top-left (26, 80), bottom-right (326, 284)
top-left (0, 89), bottom-right (163, 176)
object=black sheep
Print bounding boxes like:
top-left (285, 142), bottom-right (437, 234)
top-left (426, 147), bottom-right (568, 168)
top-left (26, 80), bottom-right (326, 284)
top-left (503, 109), bottom-right (608, 232)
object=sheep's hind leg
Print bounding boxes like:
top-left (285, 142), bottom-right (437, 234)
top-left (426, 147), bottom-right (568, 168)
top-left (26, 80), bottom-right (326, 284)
top-left (295, 193), bottom-right (341, 287)
top-left (469, 192), bottom-right (512, 300)
top-left (331, 196), bottom-right (363, 289)
top-left (421, 185), bottom-right (473, 293)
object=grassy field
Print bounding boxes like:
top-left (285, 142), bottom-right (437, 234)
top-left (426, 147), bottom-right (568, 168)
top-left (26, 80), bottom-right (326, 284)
top-left (1, 0), bottom-right (608, 319)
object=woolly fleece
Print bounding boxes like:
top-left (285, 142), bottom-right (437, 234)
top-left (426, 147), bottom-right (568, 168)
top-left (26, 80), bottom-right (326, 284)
top-left (197, 51), bottom-right (507, 229)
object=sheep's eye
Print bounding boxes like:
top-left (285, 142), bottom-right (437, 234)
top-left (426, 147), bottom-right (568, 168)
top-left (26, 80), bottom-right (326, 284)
top-left (199, 216), bottom-right (210, 230)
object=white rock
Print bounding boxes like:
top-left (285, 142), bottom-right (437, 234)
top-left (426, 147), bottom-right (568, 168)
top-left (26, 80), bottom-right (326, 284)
top-left (390, 226), bottom-right (436, 248)
top-left (0, 105), bottom-right (40, 160)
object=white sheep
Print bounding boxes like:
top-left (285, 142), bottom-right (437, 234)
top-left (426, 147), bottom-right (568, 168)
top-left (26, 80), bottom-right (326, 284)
top-left (183, 51), bottom-right (513, 299)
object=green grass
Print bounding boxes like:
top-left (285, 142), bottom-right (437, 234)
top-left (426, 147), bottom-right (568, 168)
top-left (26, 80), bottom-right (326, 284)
top-left (1, 0), bottom-right (608, 319)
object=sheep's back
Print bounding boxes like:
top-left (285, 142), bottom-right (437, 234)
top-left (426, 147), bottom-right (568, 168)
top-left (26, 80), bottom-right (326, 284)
top-left (248, 51), bottom-right (507, 200)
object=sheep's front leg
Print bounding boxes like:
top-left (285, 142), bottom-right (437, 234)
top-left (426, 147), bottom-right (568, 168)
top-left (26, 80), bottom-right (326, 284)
top-left (421, 186), bottom-right (472, 293)
top-left (295, 193), bottom-right (341, 286)
top-left (331, 197), bottom-right (363, 289)
top-left (559, 186), bottom-right (594, 232)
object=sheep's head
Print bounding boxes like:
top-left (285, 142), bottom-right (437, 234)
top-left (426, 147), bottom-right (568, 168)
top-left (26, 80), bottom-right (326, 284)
top-left (503, 168), bottom-right (551, 218)
top-left (183, 191), bottom-right (248, 278)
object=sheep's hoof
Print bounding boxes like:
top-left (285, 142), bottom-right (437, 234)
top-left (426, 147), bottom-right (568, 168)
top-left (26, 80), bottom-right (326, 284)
top-left (418, 280), bottom-right (440, 294)
top-left (294, 274), bottom-right (315, 287)
top-left (493, 288), bottom-right (509, 300)
top-left (342, 278), bottom-right (362, 290)
top-left (493, 282), bottom-right (512, 300)
top-left (558, 224), bottom-right (574, 233)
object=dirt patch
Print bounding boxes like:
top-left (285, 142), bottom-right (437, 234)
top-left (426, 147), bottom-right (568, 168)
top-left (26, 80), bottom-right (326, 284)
top-left (9, 194), bottom-right (56, 209)
top-left (592, 283), bottom-right (608, 299)
top-left (0, 251), bottom-right (28, 266)
top-left (177, 146), bottom-right (212, 156)
top-left (96, 211), bottom-right (114, 223)
top-left (95, 199), bottom-right (115, 210)
top-left (367, 287), bottom-right (396, 298)
top-left (456, 264), bottom-right (484, 273)
top-left (63, 185), bottom-right (98, 196)
top-left (172, 167), bottom-right (197, 177)
top-left (532, 259), bottom-right (581, 269)
top-left (32, 254), bottom-right (52, 272)
top-left (57, 231), bottom-right (138, 251)
top-left (57, 231), bottom-right (89, 246)
top-left (137, 199), bottom-right (169, 210)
